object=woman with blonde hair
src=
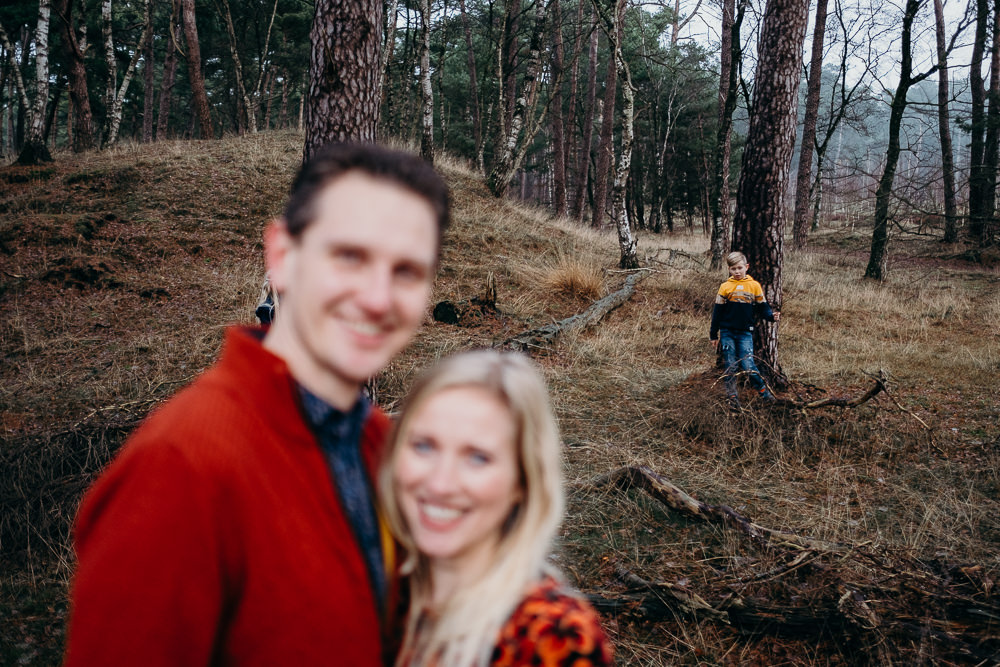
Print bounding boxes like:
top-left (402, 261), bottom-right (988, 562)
top-left (380, 349), bottom-right (613, 667)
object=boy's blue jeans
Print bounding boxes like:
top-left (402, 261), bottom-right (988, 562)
top-left (719, 329), bottom-right (768, 398)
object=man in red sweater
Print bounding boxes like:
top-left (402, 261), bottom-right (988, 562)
top-left (65, 143), bottom-right (450, 666)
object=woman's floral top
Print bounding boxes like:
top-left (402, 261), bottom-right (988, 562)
top-left (490, 577), bottom-right (613, 666)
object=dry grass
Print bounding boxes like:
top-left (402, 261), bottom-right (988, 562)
top-left (2, 131), bottom-right (998, 664)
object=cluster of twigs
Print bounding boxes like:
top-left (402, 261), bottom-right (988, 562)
top-left (583, 466), bottom-right (1000, 664)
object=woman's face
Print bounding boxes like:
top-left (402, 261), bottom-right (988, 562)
top-left (394, 386), bottom-right (522, 578)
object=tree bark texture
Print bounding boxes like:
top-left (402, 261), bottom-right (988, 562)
top-left (105, 0), bottom-right (152, 146)
top-left (156, 1), bottom-right (180, 140)
top-left (933, 0), bottom-right (958, 243)
top-left (564, 0), bottom-right (585, 216)
top-left (573, 10), bottom-right (599, 223)
top-left (181, 0), bottom-right (213, 139)
top-left (305, 0), bottom-right (382, 161)
top-left (54, 0), bottom-right (95, 152)
top-left (968, 0), bottom-right (988, 243)
top-left (419, 0), bottom-right (434, 163)
top-left (458, 0), bottom-right (483, 170)
top-left (591, 8), bottom-right (618, 229)
top-left (101, 0), bottom-right (116, 144)
top-left (8, 0), bottom-right (53, 164)
top-left (731, 0), bottom-right (808, 384)
top-left (487, 1), bottom-right (548, 198)
top-left (142, 3), bottom-right (155, 143)
top-left (791, 0), bottom-right (829, 249)
top-left (980, 0), bottom-right (1000, 247)
top-left (378, 0), bottom-right (398, 115)
top-left (550, 0), bottom-right (567, 217)
top-left (600, 0), bottom-right (637, 268)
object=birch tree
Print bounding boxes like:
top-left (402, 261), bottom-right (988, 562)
top-left (595, 0), bottom-right (638, 268)
top-left (419, 0), bottom-right (434, 163)
top-left (1, 0), bottom-right (53, 164)
top-left (487, 0), bottom-right (549, 198)
top-left (102, 0), bottom-right (153, 146)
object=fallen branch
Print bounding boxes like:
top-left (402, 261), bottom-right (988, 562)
top-left (788, 370), bottom-right (932, 432)
top-left (588, 465), bottom-right (849, 553)
top-left (501, 270), bottom-right (650, 350)
top-left (582, 465), bottom-right (1000, 662)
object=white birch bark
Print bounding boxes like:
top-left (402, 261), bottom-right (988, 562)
top-left (419, 0), bottom-right (434, 163)
top-left (105, 0), bottom-right (153, 145)
top-left (2, 0), bottom-right (52, 162)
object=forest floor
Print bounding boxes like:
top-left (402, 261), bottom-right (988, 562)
top-left (2, 131), bottom-right (998, 665)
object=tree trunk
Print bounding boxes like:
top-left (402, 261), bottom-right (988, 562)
top-left (304, 0), bottom-right (382, 160)
top-left (379, 0), bottom-right (399, 121)
top-left (573, 9), bottom-right (598, 223)
top-left (550, 0), bottom-right (568, 217)
top-left (709, 0), bottom-right (743, 269)
top-left (981, 0), bottom-right (1000, 247)
top-left (791, 0), bottom-right (828, 249)
top-left (968, 0), bottom-right (988, 243)
top-left (105, 0), bottom-right (153, 146)
top-left (487, 1), bottom-right (548, 198)
top-left (933, 0), bottom-right (958, 243)
top-left (600, 0), bottom-right (637, 268)
top-left (156, 0), bottom-right (180, 140)
top-left (865, 0), bottom-right (926, 280)
top-left (500, 0), bottom-right (521, 135)
top-left (419, 0), bottom-right (434, 163)
top-left (180, 0), bottom-right (213, 139)
top-left (142, 1), bottom-right (155, 143)
top-left (458, 0), bottom-right (483, 171)
top-left (11, 0), bottom-right (53, 164)
top-left (216, 0), bottom-right (256, 133)
top-left (563, 0), bottom-right (584, 213)
top-left (592, 7), bottom-right (618, 229)
top-left (101, 0), bottom-right (116, 144)
top-left (54, 0), bottom-right (95, 152)
top-left (731, 0), bottom-right (809, 385)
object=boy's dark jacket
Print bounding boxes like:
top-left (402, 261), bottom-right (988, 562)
top-left (709, 275), bottom-right (775, 340)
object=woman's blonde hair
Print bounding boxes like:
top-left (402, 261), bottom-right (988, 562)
top-left (379, 349), bottom-right (565, 667)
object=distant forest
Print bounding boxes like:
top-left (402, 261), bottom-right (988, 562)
top-left (2, 0), bottom-right (997, 253)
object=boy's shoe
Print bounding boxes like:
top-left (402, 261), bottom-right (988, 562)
top-left (757, 389), bottom-right (776, 404)
top-left (726, 396), bottom-right (741, 412)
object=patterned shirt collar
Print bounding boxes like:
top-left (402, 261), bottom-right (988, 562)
top-left (297, 385), bottom-right (371, 446)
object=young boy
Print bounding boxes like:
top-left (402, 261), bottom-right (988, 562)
top-left (709, 251), bottom-right (780, 408)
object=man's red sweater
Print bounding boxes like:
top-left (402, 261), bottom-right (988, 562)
top-left (65, 326), bottom-right (391, 666)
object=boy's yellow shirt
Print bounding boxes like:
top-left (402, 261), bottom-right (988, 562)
top-left (717, 276), bottom-right (765, 304)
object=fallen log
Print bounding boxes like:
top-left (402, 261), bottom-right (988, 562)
top-left (588, 465), bottom-right (849, 553)
top-left (582, 465), bottom-right (1000, 663)
top-left (501, 270), bottom-right (650, 351)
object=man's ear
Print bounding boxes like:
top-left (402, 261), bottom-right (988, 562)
top-left (264, 219), bottom-right (293, 293)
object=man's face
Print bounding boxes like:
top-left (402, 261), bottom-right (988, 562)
top-left (265, 171), bottom-right (438, 408)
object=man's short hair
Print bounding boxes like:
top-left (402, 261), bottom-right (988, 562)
top-left (283, 142), bottom-right (450, 246)
top-left (726, 251), bottom-right (748, 267)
